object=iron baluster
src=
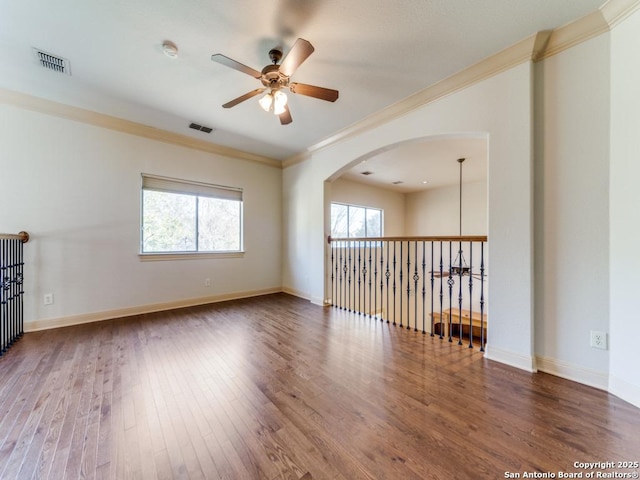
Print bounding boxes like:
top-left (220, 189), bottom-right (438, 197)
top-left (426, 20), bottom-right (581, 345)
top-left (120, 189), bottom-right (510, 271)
top-left (439, 241), bottom-right (444, 340)
top-left (458, 240), bottom-right (464, 346)
top-left (340, 241), bottom-right (345, 309)
top-left (385, 241), bottom-right (390, 323)
top-left (414, 241), bottom-right (419, 332)
top-left (468, 241), bottom-right (474, 349)
top-left (448, 241), bottom-right (454, 342)
top-left (399, 241), bottom-right (403, 328)
top-left (381, 242), bottom-right (386, 322)
top-left (374, 240), bottom-right (378, 320)
top-left (368, 240), bottom-right (372, 318)
top-left (331, 241), bottom-right (335, 308)
top-left (352, 242), bottom-right (357, 312)
top-left (429, 241), bottom-right (434, 336)
top-left (480, 242), bottom-right (486, 352)
top-left (392, 241), bottom-right (397, 326)
top-left (406, 241), bottom-right (412, 330)
top-left (348, 241), bottom-right (352, 312)
top-left (357, 241), bottom-right (362, 314)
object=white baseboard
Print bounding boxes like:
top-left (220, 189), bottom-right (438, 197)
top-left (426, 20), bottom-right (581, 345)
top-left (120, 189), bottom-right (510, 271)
top-left (484, 345), bottom-right (537, 372)
top-left (25, 287), bottom-right (282, 332)
top-left (536, 355), bottom-right (609, 391)
top-left (609, 374), bottom-right (640, 409)
top-left (282, 288), bottom-right (327, 306)
top-left (310, 296), bottom-right (327, 307)
top-left (281, 286), bottom-right (310, 301)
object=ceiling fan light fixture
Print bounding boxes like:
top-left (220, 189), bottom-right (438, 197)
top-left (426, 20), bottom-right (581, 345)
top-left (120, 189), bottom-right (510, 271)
top-left (258, 92), bottom-right (273, 112)
top-left (272, 90), bottom-right (288, 115)
top-left (258, 90), bottom-right (288, 115)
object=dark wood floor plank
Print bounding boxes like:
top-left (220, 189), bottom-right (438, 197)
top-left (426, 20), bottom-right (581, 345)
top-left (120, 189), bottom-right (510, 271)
top-left (0, 293), bottom-right (639, 480)
top-left (2, 364), bottom-right (64, 478)
top-left (17, 350), bottom-right (81, 480)
top-left (0, 348), bottom-right (60, 466)
top-left (63, 333), bottom-right (100, 480)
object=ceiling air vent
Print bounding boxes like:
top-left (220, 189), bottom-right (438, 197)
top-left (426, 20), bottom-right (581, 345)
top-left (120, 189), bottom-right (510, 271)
top-left (392, 181), bottom-right (404, 185)
top-left (189, 123), bottom-right (214, 134)
top-left (33, 48), bottom-right (71, 75)
top-left (361, 171), bottom-right (374, 176)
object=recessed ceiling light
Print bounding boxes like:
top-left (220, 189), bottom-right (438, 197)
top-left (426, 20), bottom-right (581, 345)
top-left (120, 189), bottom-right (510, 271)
top-left (422, 180), bottom-right (428, 184)
top-left (162, 40), bottom-right (178, 58)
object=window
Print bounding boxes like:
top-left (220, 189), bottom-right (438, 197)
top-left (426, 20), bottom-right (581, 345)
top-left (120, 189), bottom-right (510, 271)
top-left (331, 203), bottom-right (382, 238)
top-left (141, 174), bottom-right (243, 254)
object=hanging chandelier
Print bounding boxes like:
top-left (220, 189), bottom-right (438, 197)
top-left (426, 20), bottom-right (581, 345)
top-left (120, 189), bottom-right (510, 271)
top-left (451, 157), bottom-right (471, 276)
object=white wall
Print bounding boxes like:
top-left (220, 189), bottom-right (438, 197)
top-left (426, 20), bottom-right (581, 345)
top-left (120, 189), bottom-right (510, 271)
top-left (0, 105), bottom-right (282, 329)
top-left (283, 63), bottom-right (535, 370)
top-left (533, 33), bottom-right (611, 388)
top-left (405, 181), bottom-right (487, 236)
top-left (329, 178), bottom-right (405, 236)
top-left (609, 9), bottom-right (640, 407)
top-left (331, 177), bottom-right (487, 238)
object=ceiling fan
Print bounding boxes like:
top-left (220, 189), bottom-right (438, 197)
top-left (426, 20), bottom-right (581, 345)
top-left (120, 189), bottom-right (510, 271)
top-left (211, 38), bottom-right (339, 125)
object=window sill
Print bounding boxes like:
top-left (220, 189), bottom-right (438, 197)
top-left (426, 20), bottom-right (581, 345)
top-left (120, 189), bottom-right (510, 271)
top-left (139, 251), bottom-right (245, 262)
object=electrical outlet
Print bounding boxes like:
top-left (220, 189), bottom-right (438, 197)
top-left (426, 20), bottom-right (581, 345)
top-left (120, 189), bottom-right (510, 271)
top-left (204, 278), bottom-right (211, 287)
top-left (43, 293), bottom-right (54, 305)
top-left (590, 330), bottom-right (607, 350)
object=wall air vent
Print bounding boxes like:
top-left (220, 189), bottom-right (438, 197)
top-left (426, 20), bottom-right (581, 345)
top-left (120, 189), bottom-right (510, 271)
top-left (189, 123), bottom-right (214, 134)
top-left (361, 171), bottom-right (374, 176)
top-left (33, 48), bottom-right (71, 75)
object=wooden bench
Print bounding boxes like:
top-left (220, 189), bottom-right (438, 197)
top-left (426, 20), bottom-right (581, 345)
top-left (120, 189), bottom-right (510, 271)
top-left (431, 308), bottom-right (488, 342)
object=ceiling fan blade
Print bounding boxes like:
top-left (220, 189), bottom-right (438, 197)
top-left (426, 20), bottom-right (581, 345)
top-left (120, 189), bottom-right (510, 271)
top-left (222, 88), bottom-right (266, 108)
top-left (289, 82), bottom-right (339, 102)
top-left (211, 54), bottom-right (262, 79)
top-left (279, 38), bottom-right (315, 76)
top-left (279, 105), bottom-right (293, 125)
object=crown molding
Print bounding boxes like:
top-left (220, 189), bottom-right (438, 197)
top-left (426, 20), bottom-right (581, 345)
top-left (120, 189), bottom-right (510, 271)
top-left (283, 0), bottom-right (640, 169)
top-left (0, 88), bottom-right (282, 169)
top-left (537, 9), bottom-right (609, 61)
top-left (601, 0), bottom-right (640, 28)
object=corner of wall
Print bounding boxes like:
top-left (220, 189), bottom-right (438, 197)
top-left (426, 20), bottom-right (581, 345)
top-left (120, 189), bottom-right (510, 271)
top-left (609, 375), bottom-right (640, 409)
top-left (484, 345), bottom-right (537, 373)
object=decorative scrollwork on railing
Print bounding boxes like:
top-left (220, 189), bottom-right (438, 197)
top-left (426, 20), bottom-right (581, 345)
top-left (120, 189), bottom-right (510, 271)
top-left (1, 233), bottom-right (28, 355)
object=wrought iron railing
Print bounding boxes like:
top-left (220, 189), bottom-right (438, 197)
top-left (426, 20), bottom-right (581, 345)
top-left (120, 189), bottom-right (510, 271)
top-left (1, 231), bottom-right (29, 356)
top-left (328, 235), bottom-right (488, 350)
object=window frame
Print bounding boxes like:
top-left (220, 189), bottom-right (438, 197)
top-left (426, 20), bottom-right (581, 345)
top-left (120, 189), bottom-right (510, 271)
top-left (330, 202), bottom-right (383, 239)
top-left (139, 174), bottom-right (244, 260)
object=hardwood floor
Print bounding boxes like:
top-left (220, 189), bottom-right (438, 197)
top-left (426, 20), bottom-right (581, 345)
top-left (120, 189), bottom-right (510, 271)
top-left (1, 293), bottom-right (638, 479)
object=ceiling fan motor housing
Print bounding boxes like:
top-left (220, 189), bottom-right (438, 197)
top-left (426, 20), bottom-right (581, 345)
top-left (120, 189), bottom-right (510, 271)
top-left (260, 64), bottom-right (289, 89)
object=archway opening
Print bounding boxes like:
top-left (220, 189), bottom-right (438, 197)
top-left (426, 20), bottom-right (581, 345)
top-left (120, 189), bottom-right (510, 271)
top-left (323, 133), bottom-right (489, 345)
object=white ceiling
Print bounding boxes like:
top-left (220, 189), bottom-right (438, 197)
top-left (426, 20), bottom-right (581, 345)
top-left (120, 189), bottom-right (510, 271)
top-left (342, 136), bottom-right (488, 193)
top-left (0, 0), bottom-right (605, 183)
